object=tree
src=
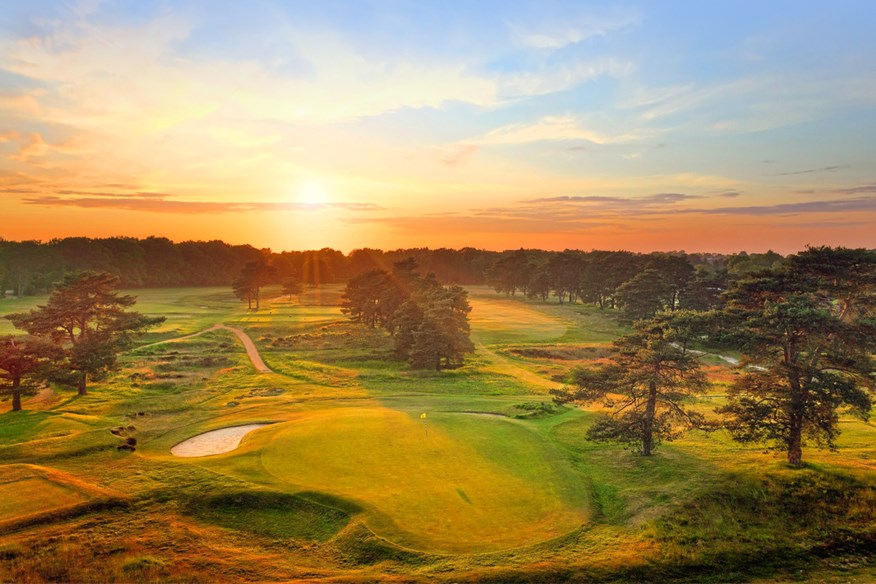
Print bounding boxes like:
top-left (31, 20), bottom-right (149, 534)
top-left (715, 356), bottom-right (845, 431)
top-left (341, 262), bottom-right (475, 370)
top-left (679, 266), bottom-right (728, 311)
top-left (485, 249), bottom-right (530, 297)
top-left (401, 283), bottom-right (474, 370)
top-left (340, 270), bottom-right (393, 328)
top-left (579, 251), bottom-right (644, 309)
top-left (301, 257), bottom-right (334, 287)
top-left (0, 336), bottom-right (62, 412)
top-left (615, 268), bottom-right (674, 323)
top-left (281, 276), bottom-right (302, 300)
top-left (232, 260), bottom-right (276, 310)
top-left (646, 253), bottom-right (695, 311)
top-left (6, 272), bottom-right (165, 395)
top-left (716, 247), bottom-right (875, 466)
top-left (552, 316), bottom-right (708, 456)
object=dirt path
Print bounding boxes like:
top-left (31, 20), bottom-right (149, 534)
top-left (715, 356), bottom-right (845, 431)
top-left (133, 323), bottom-right (271, 373)
top-left (25, 387), bottom-right (55, 405)
top-left (214, 324), bottom-right (271, 373)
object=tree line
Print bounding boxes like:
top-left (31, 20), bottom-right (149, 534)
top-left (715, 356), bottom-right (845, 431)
top-left (1, 236), bottom-right (779, 298)
top-left (485, 248), bottom-right (785, 322)
top-left (0, 238), bottom-right (499, 296)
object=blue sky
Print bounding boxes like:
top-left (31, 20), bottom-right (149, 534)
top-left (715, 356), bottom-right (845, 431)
top-left (1, 0), bottom-right (874, 251)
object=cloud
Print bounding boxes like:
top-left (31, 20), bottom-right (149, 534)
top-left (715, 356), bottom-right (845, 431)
top-left (528, 193), bottom-right (701, 205)
top-left (23, 196), bottom-right (384, 214)
top-left (0, 187), bottom-right (37, 194)
top-left (0, 130), bottom-right (21, 143)
top-left (434, 144), bottom-right (479, 166)
top-left (54, 190), bottom-right (171, 198)
top-left (832, 184), bottom-right (876, 194)
top-left (8, 133), bottom-right (49, 161)
top-left (508, 12), bottom-right (641, 50)
top-left (694, 196), bottom-right (876, 216)
top-left (468, 115), bottom-right (642, 147)
top-left (772, 165), bottom-right (848, 176)
top-left (498, 58), bottom-right (632, 98)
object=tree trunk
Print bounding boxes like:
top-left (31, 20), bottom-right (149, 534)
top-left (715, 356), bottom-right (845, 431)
top-left (255, 287), bottom-right (260, 311)
top-left (435, 356), bottom-right (441, 371)
top-left (11, 379), bottom-right (22, 412)
top-left (642, 380), bottom-right (658, 456)
top-left (77, 373), bottom-right (87, 396)
top-left (787, 365), bottom-right (805, 466)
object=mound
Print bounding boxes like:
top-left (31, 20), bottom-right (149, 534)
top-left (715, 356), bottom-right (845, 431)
top-left (259, 407), bottom-right (589, 553)
top-left (0, 465), bottom-right (121, 531)
top-left (187, 490), bottom-right (354, 542)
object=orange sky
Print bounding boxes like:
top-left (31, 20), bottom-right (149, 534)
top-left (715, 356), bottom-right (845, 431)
top-left (1, 1), bottom-right (875, 253)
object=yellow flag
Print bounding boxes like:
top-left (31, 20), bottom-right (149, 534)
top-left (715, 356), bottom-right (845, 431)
top-left (420, 413), bottom-right (427, 419)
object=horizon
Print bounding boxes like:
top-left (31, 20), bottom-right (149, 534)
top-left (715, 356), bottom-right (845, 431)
top-left (2, 1), bottom-right (875, 253)
top-left (0, 233), bottom-right (817, 257)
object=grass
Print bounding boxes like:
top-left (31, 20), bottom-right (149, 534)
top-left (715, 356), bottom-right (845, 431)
top-left (1, 285), bottom-right (875, 582)
top-left (257, 406), bottom-right (589, 553)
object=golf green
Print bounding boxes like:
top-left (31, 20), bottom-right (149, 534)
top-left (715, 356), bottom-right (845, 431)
top-left (259, 407), bottom-right (590, 552)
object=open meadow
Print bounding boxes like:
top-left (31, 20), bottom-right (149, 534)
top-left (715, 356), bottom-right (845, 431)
top-left (1, 285), bottom-right (874, 583)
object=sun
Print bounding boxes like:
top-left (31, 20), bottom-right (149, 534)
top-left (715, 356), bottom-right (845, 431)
top-left (297, 181), bottom-right (330, 206)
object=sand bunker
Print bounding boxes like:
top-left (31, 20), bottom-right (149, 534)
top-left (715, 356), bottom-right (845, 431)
top-left (171, 423), bottom-right (269, 457)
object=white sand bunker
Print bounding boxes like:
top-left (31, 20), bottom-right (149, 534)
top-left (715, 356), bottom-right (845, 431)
top-left (171, 424), bottom-right (269, 457)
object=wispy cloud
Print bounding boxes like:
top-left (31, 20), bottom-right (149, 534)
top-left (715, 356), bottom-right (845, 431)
top-left (771, 165), bottom-right (849, 176)
top-left (508, 12), bottom-right (641, 50)
top-left (24, 195), bottom-right (384, 214)
top-left (467, 115), bottom-right (641, 146)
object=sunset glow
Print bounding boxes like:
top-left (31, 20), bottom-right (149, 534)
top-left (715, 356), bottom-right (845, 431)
top-left (1, 1), bottom-right (874, 252)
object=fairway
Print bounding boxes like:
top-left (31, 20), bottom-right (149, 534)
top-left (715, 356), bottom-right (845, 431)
top-left (469, 296), bottom-right (567, 345)
top-left (259, 407), bottom-right (589, 552)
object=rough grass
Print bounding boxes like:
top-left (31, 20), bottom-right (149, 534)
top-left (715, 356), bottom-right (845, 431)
top-left (186, 490), bottom-right (353, 542)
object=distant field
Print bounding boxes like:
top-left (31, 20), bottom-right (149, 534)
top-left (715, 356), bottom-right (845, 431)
top-left (1, 285), bottom-right (874, 583)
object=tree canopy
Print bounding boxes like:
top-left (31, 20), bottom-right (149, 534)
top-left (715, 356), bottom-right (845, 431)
top-left (552, 314), bottom-right (708, 455)
top-left (341, 261), bottom-right (474, 370)
top-left (0, 335), bottom-right (62, 412)
top-left (716, 247), bottom-right (875, 466)
top-left (6, 272), bottom-right (165, 395)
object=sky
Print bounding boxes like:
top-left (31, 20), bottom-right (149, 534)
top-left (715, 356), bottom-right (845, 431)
top-left (1, 0), bottom-right (875, 253)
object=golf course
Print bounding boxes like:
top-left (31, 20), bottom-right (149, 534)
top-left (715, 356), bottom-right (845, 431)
top-left (1, 285), bottom-right (874, 582)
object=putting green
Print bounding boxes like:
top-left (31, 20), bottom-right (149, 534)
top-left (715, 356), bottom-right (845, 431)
top-left (259, 407), bottom-right (589, 552)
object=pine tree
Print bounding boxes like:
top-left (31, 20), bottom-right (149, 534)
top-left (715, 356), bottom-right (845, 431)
top-left (6, 272), bottom-right (164, 395)
top-left (553, 316), bottom-right (708, 455)
top-left (716, 247), bottom-right (875, 466)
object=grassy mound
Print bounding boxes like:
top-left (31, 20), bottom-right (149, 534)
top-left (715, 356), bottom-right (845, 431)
top-left (187, 490), bottom-right (354, 542)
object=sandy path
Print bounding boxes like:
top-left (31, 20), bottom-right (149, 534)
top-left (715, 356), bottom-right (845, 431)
top-left (214, 324), bottom-right (271, 372)
top-left (25, 387), bottom-right (55, 405)
top-left (170, 423), bottom-right (270, 457)
top-left (134, 323), bottom-right (271, 373)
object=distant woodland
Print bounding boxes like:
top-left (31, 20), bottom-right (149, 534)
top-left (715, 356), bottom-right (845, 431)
top-left (0, 236), bottom-right (785, 299)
